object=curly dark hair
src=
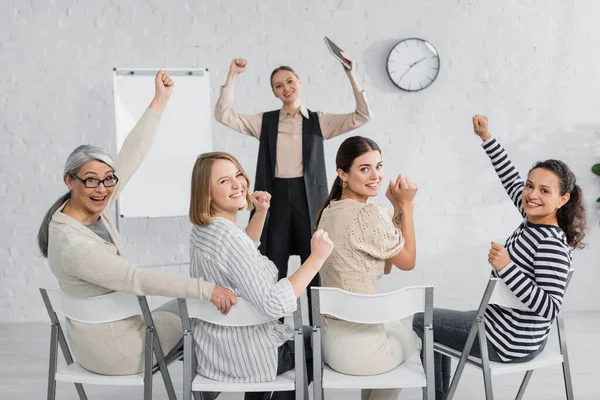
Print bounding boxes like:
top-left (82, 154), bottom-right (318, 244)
top-left (530, 160), bottom-right (587, 249)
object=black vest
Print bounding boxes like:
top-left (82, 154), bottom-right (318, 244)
top-left (254, 109), bottom-right (329, 253)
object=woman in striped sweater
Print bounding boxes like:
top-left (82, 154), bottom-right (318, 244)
top-left (412, 114), bottom-right (587, 400)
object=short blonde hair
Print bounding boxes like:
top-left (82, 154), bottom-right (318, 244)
top-left (189, 152), bottom-right (254, 225)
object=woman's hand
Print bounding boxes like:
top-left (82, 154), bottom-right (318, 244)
top-left (251, 191), bottom-right (271, 213)
top-left (340, 51), bottom-right (356, 75)
top-left (210, 284), bottom-right (237, 315)
top-left (386, 175), bottom-right (418, 209)
top-left (155, 69), bottom-right (174, 99)
top-left (229, 58), bottom-right (247, 76)
top-left (473, 114), bottom-right (492, 141)
top-left (310, 229), bottom-right (334, 263)
top-left (149, 70), bottom-right (173, 114)
top-left (488, 241), bottom-right (511, 271)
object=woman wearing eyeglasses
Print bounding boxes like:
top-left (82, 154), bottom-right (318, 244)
top-left (37, 70), bottom-right (236, 376)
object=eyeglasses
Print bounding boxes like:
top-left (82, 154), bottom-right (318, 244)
top-left (70, 174), bottom-right (119, 188)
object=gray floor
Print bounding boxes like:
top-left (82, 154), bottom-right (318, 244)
top-left (1, 313), bottom-right (598, 399)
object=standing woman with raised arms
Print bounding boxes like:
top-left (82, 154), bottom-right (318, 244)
top-left (215, 55), bottom-right (373, 323)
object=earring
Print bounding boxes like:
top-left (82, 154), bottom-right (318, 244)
top-left (342, 181), bottom-right (347, 188)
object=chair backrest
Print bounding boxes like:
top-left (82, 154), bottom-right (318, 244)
top-left (183, 298), bottom-right (278, 327)
top-left (312, 285), bottom-right (434, 324)
top-left (488, 279), bottom-right (528, 310)
top-left (41, 289), bottom-right (142, 324)
top-left (488, 269), bottom-right (575, 310)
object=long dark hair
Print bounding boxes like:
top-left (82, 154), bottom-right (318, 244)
top-left (529, 160), bottom-right (587, 249)
top-left (314, 136), bottom-right (381, 228)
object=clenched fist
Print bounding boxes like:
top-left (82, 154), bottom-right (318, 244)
top-left (472, 114), bottom-right (491, 141)
top-left (229, 58), bottom-right (248, 76)
top-left (310, 229), bottom-right (334, 263)
top-left (155, 70), bottom-right (174, 99)
top-left (251, 191), bottom-right (271, 213)
top-left (488, 241), bottom-right (511, 271)
top-left (386, 174), bottom-right (418, 209)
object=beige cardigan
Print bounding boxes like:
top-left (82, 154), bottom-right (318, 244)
top-left (47, 108), bottom-right (215, 375)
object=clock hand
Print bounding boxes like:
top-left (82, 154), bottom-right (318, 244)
top-left (410, 57), bottom-right (427, 68)
top-left (398, 57), bottom-right (428, 82)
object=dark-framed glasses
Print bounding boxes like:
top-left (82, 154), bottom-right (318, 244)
top-left (70, 174), bottom-right (119, 188)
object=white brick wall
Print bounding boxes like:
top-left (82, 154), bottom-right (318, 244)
top-left (1, 0), bottom-right (599, 322)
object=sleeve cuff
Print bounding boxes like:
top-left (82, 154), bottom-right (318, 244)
top-left (220, 85), bottom-right (233, 95)
top-left (496, 261), bottom-right (517, 279)
top-left (481, 136), bottom-right (496, 147)
top-left (201, 281), bottom-right (216, 301)
top-left (145, 107), bottom-right (161, 121)
top-left (276, 278), bottom-right (298, 314)
top-left (353, 89), bottom-right (369, 104)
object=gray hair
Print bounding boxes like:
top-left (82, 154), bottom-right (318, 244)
top-left (63, 145), bottom-right (115, 176)
top-left (37, 145), bottom-right (115, 258)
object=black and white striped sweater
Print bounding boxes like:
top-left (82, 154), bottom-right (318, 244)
top-left (482, 138), bottom-right (572, 362)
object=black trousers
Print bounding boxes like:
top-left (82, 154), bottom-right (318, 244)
top-left (266, 178), bottom-right (320, 325)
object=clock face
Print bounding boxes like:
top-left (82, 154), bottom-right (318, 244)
top-left (386, 38), bottom-right (440, 92)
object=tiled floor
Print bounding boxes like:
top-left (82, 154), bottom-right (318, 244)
top-left (1, 312), bottom-right (598, 399)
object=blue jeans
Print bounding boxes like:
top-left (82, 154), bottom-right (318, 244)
top-left (412, 308), bottom-right (546, 400)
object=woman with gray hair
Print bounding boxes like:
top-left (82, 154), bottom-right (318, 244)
top-left (37, 70), bottom-right (236, 376)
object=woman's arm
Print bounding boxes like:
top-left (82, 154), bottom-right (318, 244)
top-left (245, 191), bottom-right (271, 244)
top-left (63, 237), bottom-right (237, 314)
top-left (108, 70), bottom-right (172, 208)
top-left (319, 54), bottom-right (373, 140)
top-left (488, 238), bottom-right (570, 320)
top-left (473, 114), bottom-right (526, 217)
top-left (214, 58), bottom-right (263, 138)
top-left (287, 230), bottom-right (333, 297)
top-left (64, 239), bottom-right (207, 299)
top-left (385, 175), bottom-right (417, 271)
top-left (216, 229), bottom-right (332, 318)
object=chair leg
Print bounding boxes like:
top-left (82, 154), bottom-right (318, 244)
top-left (557, 317), bottom-right (575, 400)
top-left (446, 324), bottom-right (480, 400)
top-left (144, 328), bottom-right (154, 400)
top-left (476, 318), bottom-right (494, 400)
top-left (56, 326), bottom-right (88, 400)
top-left (47, 324), bottom-right (59, 400)
top-left (153, 335), bottom-right (177, 400)
top-left (183, 332), bottom-right (193, 400)
top-left (514, 370), bottom-right (534, 400)
top-left (423, 325), bottom-right (435, 400)
top-left (312, 327), bottom-right (324, 400)
top-left (293, 328), bottom-right (308, 400)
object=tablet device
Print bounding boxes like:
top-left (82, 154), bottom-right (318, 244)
top-left (324, 36), bottom-right (352, 70)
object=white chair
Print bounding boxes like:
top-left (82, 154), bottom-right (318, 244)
top-left (311, 286), bottom-right (435, 400)
top-left (435, 269), bottom-right (575, 400)
top-left (39, 288), bottom-right (180, 400)
top-left (178, 297), bottom-right (308, 400)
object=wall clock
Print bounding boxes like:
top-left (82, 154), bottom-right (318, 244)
top-left (386, 38), bottom-right (440, 92)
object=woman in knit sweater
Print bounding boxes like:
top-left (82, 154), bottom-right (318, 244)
top-left (37, 70), bottom-right (236, 375)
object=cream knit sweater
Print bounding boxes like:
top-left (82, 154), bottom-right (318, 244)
top-left (47, 108), bottom-right (215, 375)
